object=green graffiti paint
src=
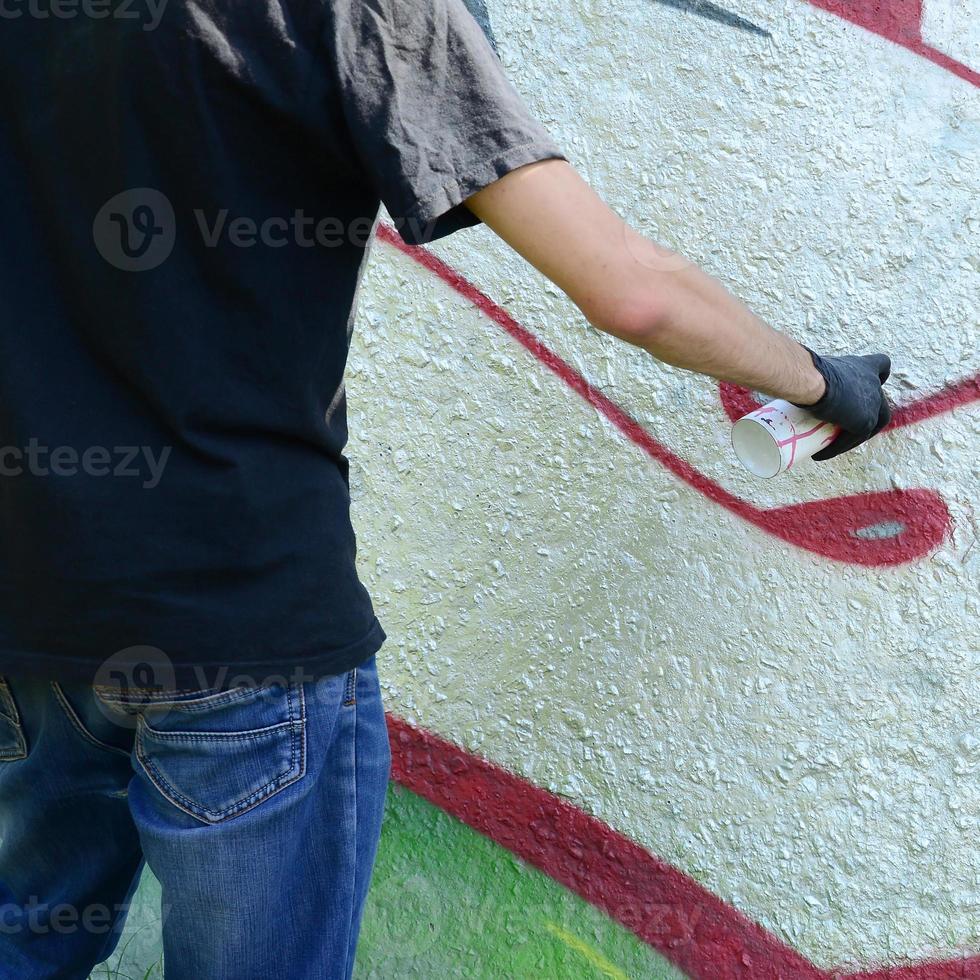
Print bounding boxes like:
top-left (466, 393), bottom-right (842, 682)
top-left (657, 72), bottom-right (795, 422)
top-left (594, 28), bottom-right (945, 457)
top-left (356, 786), bottom-right (685, 979)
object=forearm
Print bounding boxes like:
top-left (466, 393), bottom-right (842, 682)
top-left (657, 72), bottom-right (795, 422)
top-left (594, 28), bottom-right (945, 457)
top-left (465, 159), bottom-right (825, 405)
top-left (621, 244), bottom-right (826, 404)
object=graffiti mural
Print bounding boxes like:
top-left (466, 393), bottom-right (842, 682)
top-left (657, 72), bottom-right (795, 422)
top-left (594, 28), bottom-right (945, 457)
top-left (347, 0), bottom-right (980, 974)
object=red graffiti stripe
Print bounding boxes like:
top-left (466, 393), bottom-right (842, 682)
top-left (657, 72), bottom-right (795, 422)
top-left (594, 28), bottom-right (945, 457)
top-left (388, 713), bottom-right (822, 979)
top-left (388, 714), bottom-right (980, 979)
top-left (805, 0), bottom-right (980, 89)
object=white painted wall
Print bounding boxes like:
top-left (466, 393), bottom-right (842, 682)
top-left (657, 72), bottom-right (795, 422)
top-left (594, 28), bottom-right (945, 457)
top-left (349, 0), bottom-right (980, 970)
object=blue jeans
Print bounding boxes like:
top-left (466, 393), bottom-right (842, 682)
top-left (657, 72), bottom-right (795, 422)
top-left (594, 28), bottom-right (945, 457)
top-left (0, 659), bottom-right (391, 980)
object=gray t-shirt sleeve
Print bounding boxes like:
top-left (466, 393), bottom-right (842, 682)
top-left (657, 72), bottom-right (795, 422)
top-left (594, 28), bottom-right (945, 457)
top-left (325, 0), bottom-right (567, 245)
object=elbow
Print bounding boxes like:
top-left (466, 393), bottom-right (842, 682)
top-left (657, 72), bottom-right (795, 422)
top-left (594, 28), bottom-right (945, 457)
top-left (585, 287), bottom-right (670, 348)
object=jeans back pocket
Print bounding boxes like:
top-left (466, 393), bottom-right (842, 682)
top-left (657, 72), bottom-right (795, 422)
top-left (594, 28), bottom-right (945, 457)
top-left (0, 678), bottom-right (27, 761)
top-left (99, 682), bottom-right (307, 825)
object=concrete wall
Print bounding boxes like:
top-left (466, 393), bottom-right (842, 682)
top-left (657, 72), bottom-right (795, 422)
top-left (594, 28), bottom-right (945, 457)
top-left (348, 0), bottom-right (980, 973)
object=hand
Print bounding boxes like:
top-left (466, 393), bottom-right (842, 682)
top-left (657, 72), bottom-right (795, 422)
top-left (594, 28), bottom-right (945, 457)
top-left (792, 348), bottom-right (892, 461)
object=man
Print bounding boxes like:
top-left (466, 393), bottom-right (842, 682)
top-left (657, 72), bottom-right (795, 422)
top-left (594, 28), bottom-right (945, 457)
top-left (0, 1), bottom-right (890, 978)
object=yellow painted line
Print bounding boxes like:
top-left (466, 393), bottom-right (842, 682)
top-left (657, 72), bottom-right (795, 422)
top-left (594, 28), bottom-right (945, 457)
top-left (544, 921), bottom-right (631, 980)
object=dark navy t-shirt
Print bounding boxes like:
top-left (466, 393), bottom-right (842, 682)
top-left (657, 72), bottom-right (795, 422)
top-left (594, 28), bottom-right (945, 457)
top-left (0, 0), bottom-right (564, 688)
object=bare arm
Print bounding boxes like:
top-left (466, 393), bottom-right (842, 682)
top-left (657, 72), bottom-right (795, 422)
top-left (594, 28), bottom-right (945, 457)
top-left (464, 159), bottom-right (826, 406)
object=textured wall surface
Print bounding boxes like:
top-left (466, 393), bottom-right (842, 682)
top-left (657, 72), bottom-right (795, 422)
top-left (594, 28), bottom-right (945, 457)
top-left (922, 0), bottom-right (980, 70)
top-left (345, 0), bottom-right (979, 973)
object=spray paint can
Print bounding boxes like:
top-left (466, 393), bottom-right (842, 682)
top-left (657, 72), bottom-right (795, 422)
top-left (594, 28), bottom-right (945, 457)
top-left (731, 399), bottom-right (841, 478)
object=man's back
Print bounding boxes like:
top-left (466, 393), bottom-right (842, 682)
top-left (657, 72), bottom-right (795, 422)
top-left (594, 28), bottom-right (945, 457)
top-left (0, 0), bottom-right (565, 687)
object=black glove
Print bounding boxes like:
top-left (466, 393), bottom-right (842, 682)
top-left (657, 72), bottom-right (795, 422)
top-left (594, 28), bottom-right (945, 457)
top-left (791, 347), bottom-right (892, 461)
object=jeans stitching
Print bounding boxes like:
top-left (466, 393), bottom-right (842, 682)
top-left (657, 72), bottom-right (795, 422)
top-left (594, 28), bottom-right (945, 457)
top-left (139, 717), bottom-right (299, 743)
top-left (50, 682), bottom-right (132, 760)
top-left (342, 690), bottom-right (359, 977)
top-left (134, 683), bottom-right (307, 824)
top-left (93, 685), bottom-right (261, 711)
top-left (136, 721), bottom-right (304, 822)
top-left (297, 683), bottom-right (307, 793)
top-left (343, 668), bottom-right (357, 707)
top-left (0, 678), bottom-right (18, 722)
top-left (0, 678), bottom-right (27, 761)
